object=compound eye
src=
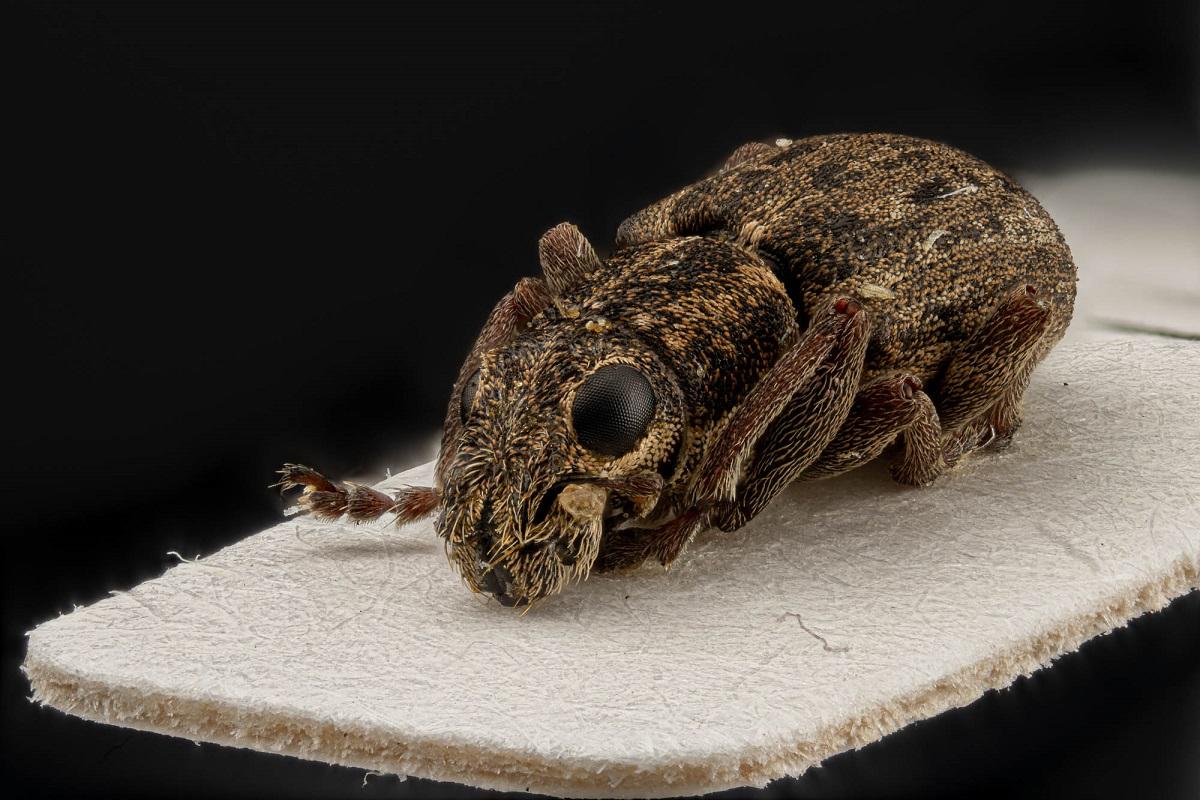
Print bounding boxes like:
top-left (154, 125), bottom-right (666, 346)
top-left (571, 364), bottom-right (656, 457)
top-left (459, 368), bottom-right (481, 423)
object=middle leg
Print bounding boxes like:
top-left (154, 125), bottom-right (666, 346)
top-left (798, 371), bottom-right (938, 481)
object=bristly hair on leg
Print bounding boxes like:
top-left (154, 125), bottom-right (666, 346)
top-left (650, 505), bottom-right (713, 567)
top-left (687, 298), bottom-right (861, 507)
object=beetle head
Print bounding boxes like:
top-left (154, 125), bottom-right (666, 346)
top-left (435, 319), bottom-right (685, 606)
top-left (431, 223), bottom-right (687, 606)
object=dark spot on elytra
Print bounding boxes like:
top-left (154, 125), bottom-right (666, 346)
top-left (825, 211), bottom-right (862, 232)
top-left (809, 160), bottom-right (849, 188)
top-left (910, 178), bottom-right (953, 204)
top-left (898, 147), bottom-right (933, 166)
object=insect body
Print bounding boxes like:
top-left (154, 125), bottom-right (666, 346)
top-left (278, 133), bottom-right (1077, 608)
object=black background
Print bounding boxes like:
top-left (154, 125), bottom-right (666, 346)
top-left (5, 1), bottom-right (1199, 797)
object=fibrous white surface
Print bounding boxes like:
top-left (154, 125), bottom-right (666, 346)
top-left (23, 339), bottom-right (1200, 797)
top-left (1027, 168), bottom-right (1200, 341)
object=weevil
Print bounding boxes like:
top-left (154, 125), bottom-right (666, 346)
top-left (277, 133), bottom-right (1077, 608)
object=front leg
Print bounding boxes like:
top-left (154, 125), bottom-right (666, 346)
top-left (595, 298), bottom-right (868, 570)
top-left (714, 299), bottom-right (871, 532)
top-left (690, 298), bottom-right (867, 508)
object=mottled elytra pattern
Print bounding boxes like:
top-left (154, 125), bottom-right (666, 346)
top-left (617, 133), bottom-right (1076, 380)
top-left (279, 133), bottom-right (1077, 608)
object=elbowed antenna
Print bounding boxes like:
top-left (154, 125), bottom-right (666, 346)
top-left (273, 463), bottom-right (440, 526)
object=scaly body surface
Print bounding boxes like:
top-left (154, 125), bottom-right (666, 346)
top-left (279, 133), bottom-right (1077, 608)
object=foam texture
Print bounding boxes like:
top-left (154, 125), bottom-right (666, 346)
top-left (23, 339), bottom-right (1200, 797)
top-left (1026, 168), bottom-right (1200, 340)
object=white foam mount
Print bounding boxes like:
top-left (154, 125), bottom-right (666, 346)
top-left (23, 339), bottom-right (1200, 797)
top-left (1025, 168), bottom-right (1200, 341)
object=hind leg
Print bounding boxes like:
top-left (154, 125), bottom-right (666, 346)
top-left (935, 283), bottom-right (1051, 465)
